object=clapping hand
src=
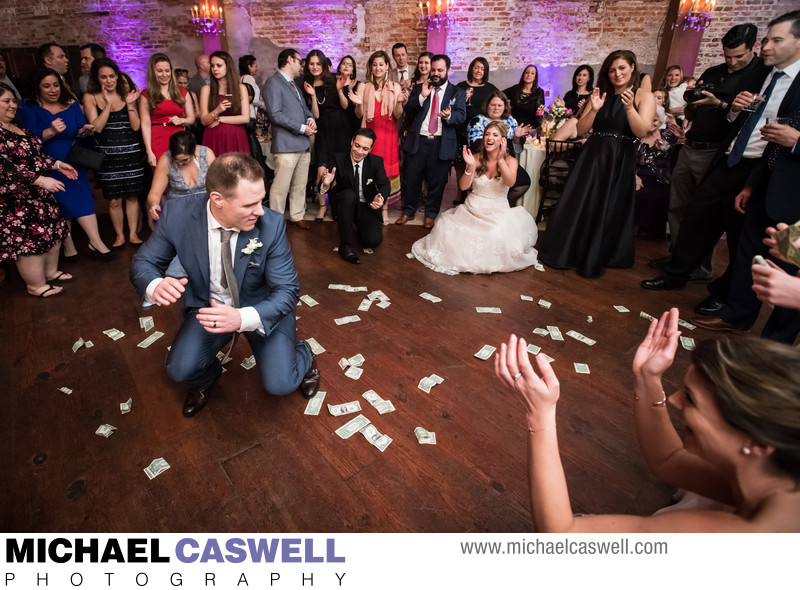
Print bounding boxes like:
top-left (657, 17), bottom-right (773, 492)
top-left (58, 162), bottom-right (78, 180)
top-left (49, 118), bottom-right (66, 135)
top-left (303, 81), bottom-right (315, 96)
top-left (514, 124), bottom-right (532, 138)
top-left (498, 136), bottom-right (508, 157)
top-left (336, 74), bottom-right (346, 91)
top-left (620, 88), bottom-right (635, 110)
top-left (420, 80), bottom-right (433, 99)
top-left (437, 105), bottom-right (451, 119)
top-left (126, 88), bottom-right (141, 104)
top-left (347, 89), bottom-right (362, 104)
top-left (495, 334), bottom-right (561, 424)
top-left (462, 145), bottom-right (476, 168)
top-left (632, 308), bottom-right (680, 380)
top-left (588, 87), bottom-right (606, 112)
top-left (76, 124), bottom-right (95, 138)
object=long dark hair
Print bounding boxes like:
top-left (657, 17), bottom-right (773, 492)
top-left (30, 67), bottom-right (71, 107)
top-left (208, 50), bottom-right (241, 116)
top-left (87, 58), bottom-right (127, 98)
top-left (598, 50), bottom-right (640, 97)
top-left (511, 64), bottom-right (540, 103)
top-left (238, 55), bottom-right (256, 77)
top-left (365, 50), bottom-right (391, 90)
top-left (571, 64), bottom-right (594, 94)
top-left (304, 49), bottom-right (337, 95)
top-left (337, 55), bottom-right (357, 81)
top-left (411, 52), bottom-right (434, 85)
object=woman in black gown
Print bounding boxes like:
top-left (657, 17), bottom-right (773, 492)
top-left (503, 64), bottom-right (545, 132)
top-left (539, 50), bottom-right (655, 278)
top-left (563, 64), bottom-right (593, 116)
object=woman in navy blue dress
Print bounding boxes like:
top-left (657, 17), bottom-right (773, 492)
top-left (20, 68), bottom-right (111, 259)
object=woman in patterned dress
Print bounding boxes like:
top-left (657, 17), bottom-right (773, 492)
top-left (0, 83), bottom-right (75, 297)
top-left (84, 58), bottom-right (147, 248)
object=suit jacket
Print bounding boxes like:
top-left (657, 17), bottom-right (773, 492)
top-left (187, 73), bottom-right (208, 100)
top-left (389, 66), bottom-right (415, 84)
top-left (263, 71), bottom-right (314, 154)
top-left (403, 82), bottom-right (466, 160)
top-left (326, 152), bottom-right (391, 217)
top-left (744, 69), bottom-right (800, 222)
top-left (130, 195), bottom-right (300, 337)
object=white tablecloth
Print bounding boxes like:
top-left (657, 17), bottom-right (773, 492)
top-left (519, 144), bottom-right (546, 218)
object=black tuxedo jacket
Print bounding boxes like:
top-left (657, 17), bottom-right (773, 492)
top-left (403, 82), bottom-right (466, 160)
top-left (326, 152), bottom-right (391, 216)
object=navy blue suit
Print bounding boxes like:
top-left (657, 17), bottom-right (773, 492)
top-left (131, 195), bottom-right (312, 394)
top-left (402, 81), bottom-right (466, 218)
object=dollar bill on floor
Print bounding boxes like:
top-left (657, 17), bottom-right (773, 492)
top-left (58, 386), bottom-right (72, 395)
top-left (476, 307), bottom-right (501, 313)
top-left (547, 326), bottom-right (564, 341)
top-left (95, 424), bottom-right (117, 438)
top-left (103, 328), bottom-right (125, 341)
top-left (345, 366), bottom-right (363, 380)
top-left (419, 292), bottom-right (442, 303)
top-left (587, 316), bottom-right (593, 323)
top-left (538, 299), bottom-right (551, 309)
top-left (533, 262), bottom-right (545, 272)
top-left (332, 247), bottom-right (338, 252)
top-left (532, 327), bottom-right (550, 336)
top-left (362, 248), bottom-right (374, 254)
top-left (418, 377), bottom-right (434, 393)
top-left (72, 338), bottom-right (85, 353)
top-left (215, 350), bottom-right (233, 365)
top-left (566, 330), bottom-right (596, 346)
top-left (574, 363), bottom-right (590, 374)
top-left (677, 319), bottom-right (696, 330)
top-left (614, 305), bottom-right (630, 313)
top-left (335, 414), bottom-right (370, 439)
top-left (299, 294), bottom-right (319, 307)
top-left (306, 337), bottom-right (326, 355)
top-left (527, 343), bottom-right (541, 355)
top-left (144, 457), bottom-right (170, 480)
top-left (358, 298), bottom-right (373, 312)
top-left (520, 294), bottom-right (534, 301)
top-left (334, 315), bottom-right (361, 325)
top-left (345, 286), bottom-right (368, 292)
top-left (429, 374), bottom-right (444, 384)
top-left (362, 389), bottom-right (383, 406)
top-left (474, 344), bottom-right (496, 360)
top-left (137, 331), bottom-right (165, 349)
top-left (680, 336), bottom-right (696, 351)
top-left (120, 398), bottom-right (132, 414)
top-left (359, 423), bottom-right (392, 452)
top-left (304, 390), bottom-right (327, 415)
top-left (376, 400), bottom-right (396, 414)
top-left (376, 299), bottom-right (391, 309)
top-left (328, 283), bottom-right (347, 290)
top-left (84, 340), bottom-right (94, 348)
top-left (338, 357), bottom-right (350, 370)
top-left (348, 353), bottom-right (365, 366)
top-left (406, 252), bottom-right (415, 259)
top-left (139, 316), bottom-right (155, 332)
top-left (241, 355), bottom-right (256, 370)
top-left (414, 426), bottom-right (437, 445)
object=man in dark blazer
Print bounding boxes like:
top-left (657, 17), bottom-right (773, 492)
top-left (318, 128), bottom-right (390, 264)
top-left (691, 10), bottom-right (800, 343)
top-left (131, 153), bottom-right (320, 417)
top-left (263, 48), bottom-right (317, 230)
top-left (397, 54), bottom-right (466, 229)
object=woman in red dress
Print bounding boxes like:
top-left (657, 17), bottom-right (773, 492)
top-left (199, 51), bottom-right (250, 156)
top-left (139, 53), bottom-right (195, 169)
top-left (351, 50), bottom-right (407, 224)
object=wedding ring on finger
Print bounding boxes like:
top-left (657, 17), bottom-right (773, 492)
top-left (513, 372), bottom-right (522, 380)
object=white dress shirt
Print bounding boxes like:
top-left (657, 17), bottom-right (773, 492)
top-left (419, 80), bottom-right (449, 137)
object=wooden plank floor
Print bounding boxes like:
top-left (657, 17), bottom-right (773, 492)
top-left (1, 191), bottom-right (760, 533)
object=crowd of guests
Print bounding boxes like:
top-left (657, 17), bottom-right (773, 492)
top-left (1, 11), bottom-right (800, 532)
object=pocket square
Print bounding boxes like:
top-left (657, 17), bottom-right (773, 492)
top-left (247, 260), bottom-right (261, 268)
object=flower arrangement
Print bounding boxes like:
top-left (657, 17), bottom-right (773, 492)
top-left (536, 96), bottom-right (573, 136)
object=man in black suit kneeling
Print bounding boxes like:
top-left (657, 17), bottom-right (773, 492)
top-left (318, 128), bottom-right (391, 264)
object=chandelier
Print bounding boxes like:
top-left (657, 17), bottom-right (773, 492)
top-left (191, 3), bottom-right (225, 36)
top-left (419, 0), bottom-right (454, 31)
top-left (674, 0), bottom-right (715, 31)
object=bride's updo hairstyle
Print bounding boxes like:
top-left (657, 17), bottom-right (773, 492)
top-left (692, 336), bottom-right (800, 478)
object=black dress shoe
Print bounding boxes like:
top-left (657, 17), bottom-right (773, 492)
top-left (299, 359), bottom-right (320, 399)
top-left (641, 277), bottom-right (685, 291)
top-left (183, 385), bottom-right (213, 417)
top-left (648, 255), bottom-right (672, 269)
top-left (339, 245), bottom-right (360, 264)
top-left (694, 295), bottom-right (725, 316)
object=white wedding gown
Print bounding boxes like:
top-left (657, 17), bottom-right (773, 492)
top-left (412, 174), bottom-right (539, 275)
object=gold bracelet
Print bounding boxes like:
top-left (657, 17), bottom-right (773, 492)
top-left (633, 390), bottom-right (667, 407)
top-left (528, 423), bottom-right (556, 433)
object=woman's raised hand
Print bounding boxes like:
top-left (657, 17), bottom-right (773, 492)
top-left (588, 87), bottom-right (606, 112)
top-left (126, 89), bottom-right (141, 105)
top-left (50, 118), bottom-right (66, 135)
top-left (462, 145), bottom-right (475, 168)
top-left (621, 88), bottom-right (635, 110)
top-left (495, 334), bottom-right (560, 417)
top-left (336, 74), bottom-right (346, 91)
top-left (632, 308), bottom-right (681, 379)
top-left (303, 81), bottom-right (314, 96)
top-left (347, 89), bottom-right (362, 105)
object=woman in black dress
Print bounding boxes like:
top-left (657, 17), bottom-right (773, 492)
top-left (336, 55), bottom-right (362, 138)
top-left (563, 64), bottom-right (594, 116)
top-left (539, 50), bottom-right (655, 278)
top-left (303, 49), bottom-right (350, 221)
top-left (503, 64), bottom-right (545, 132)
top-left (84, 58), bottom-right (147, 248)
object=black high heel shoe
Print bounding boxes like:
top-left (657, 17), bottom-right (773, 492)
top-left (88, 244), bottom-right (113, 262)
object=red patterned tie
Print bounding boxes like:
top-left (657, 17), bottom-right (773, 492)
top-left (428, 87), bottom-right (440, 136)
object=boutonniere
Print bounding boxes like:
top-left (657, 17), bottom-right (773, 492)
top-left (241, 238), bottom-right (263, 256)
top-left (366, 178), bottom-right (373, 185)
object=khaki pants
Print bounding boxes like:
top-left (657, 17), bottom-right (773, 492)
top-left (270, 151), bottom-right (311, 222)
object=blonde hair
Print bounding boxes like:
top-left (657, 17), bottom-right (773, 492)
top-left (145, 53), bottom-right (184, 111)
top-left (475, 120), bottom-right (509, 178)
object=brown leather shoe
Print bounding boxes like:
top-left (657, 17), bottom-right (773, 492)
top-left (423, 217), bottom-right (435, 229)
top-left (691, 317), bottom-right (750, 333)
top-left (395, 215), bottom-right (414, 225)
top-left (289, 219), bottom-right (313, 230)
top-left (299, 359), bottom-right (321, 399)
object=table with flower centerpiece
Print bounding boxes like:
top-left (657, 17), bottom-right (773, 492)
top-left (518, 139), bottom-right (547, 218)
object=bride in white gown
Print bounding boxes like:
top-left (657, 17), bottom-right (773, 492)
top-left (412, 121), bottom-right (539, 275)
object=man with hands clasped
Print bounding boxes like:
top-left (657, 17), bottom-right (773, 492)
top-left (131, 153), bottom-right (320, 418)
top-left (317, 128), bottom-right (390, 264)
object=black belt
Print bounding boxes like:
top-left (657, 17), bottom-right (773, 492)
top-left (685, 139), bottom-right (723, 150)
top-left (422, 135), bottom-right (441, 141)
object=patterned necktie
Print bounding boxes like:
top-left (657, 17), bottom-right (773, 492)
top-left (428, 87), bottom-right (440, 136)
top-left (727, 71), bottom-right (785, 167)
top-left (289, 79), bottom-right (303, 104)
top-left (219, 229), bottom-right (239, 308)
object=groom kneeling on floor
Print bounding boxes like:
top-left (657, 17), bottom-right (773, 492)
top-left (131, 153), bottom-right (320, 418)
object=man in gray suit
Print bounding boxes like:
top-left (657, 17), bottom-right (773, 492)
top-left (188, 54), bottom-right (210, 98)
top-left (263, 48), bottom-right (317, 230)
